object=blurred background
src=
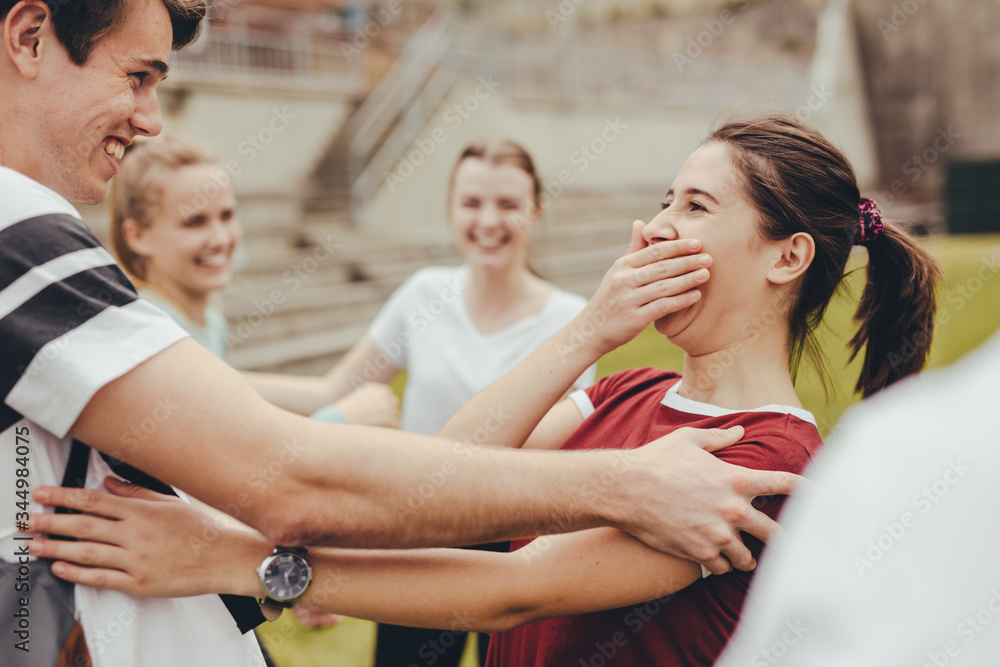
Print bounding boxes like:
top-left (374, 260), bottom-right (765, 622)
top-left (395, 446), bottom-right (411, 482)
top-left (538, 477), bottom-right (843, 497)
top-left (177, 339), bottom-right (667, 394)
top-left (77, 0), bottom-right (1000, 664)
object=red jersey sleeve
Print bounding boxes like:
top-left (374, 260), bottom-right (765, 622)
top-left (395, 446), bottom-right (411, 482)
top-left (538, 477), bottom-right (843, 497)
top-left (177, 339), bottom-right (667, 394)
top-left (584, 367), bottom-right (681, 409)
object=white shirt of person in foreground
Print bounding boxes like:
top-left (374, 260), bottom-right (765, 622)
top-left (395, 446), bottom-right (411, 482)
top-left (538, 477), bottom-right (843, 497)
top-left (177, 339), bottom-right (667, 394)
top-left (717, 328), bottom-right (1000, 667)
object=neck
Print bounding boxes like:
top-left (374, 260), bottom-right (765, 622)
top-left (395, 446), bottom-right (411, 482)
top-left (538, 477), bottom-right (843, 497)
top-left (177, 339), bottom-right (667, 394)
top-left (144, 280), bottom-right (210, 328)
top-left (679, 326), bottom-right (801, 410)
top-left (465, 262), bottom-right (538, 310)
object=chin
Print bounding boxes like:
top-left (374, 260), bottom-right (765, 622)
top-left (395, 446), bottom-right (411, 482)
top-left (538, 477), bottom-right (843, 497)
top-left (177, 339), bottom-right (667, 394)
top-left (654, 305), bottom-right (696, 339)
top-left (62, 177), bottom-right (109, 206)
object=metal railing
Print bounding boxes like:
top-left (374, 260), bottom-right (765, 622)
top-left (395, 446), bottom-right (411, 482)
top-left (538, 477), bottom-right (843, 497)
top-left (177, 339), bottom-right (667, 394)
top-left (172, 15), bottom-right (366, 93)
top-left (347, 9), bottom-right (458, 219)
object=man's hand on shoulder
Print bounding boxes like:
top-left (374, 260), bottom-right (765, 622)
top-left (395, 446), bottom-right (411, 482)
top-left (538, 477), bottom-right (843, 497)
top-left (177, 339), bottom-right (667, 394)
top-left (618, 425), bottom-right (802, 575)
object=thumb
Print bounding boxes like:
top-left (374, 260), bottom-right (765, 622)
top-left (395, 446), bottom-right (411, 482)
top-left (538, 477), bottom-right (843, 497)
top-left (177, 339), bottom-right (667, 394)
top-left (626, 220), bottom-right (648, 254)
top-left (697, 425), bottom-right (745, 453)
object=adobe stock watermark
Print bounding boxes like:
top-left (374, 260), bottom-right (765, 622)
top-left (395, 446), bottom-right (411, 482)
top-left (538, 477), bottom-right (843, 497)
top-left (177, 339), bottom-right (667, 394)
top-left (877, 0), bottom-right (930, 38)
top-left (385, 75), bottom-right (502, 192)
top-left (186, 438), bottom-right (308, 555)
top-left (178, 107), bottom-right (297, 220)
top-left (853, 459), bottom-right (969, 575)
top-left (226, 235), bottom-right (341, 347)
top-left (350, 272), bottom-right (465, 387)
top-left (921, 590), bottom-right (1000, 667)
top-left (519, 451), bottom-right (632, 563)
top-left (887, 248), bottom-right (999, 372)
top-left (749, 619), bottom-right (810, 666)
top-left (538, 117), bottom-right (629, 209)
top-left (116, 396), bottom-right (180, 454)
top-left (575, 580), bottom-right (677, 666)
top-left (874, 125), bottom-right (960, 208)
top-left (673, 0), bottom-right (752, 73)
top-left (391, 408), bottom-right (510, 524)
top-left (792, 83), bottom-right (834, 123)
top-left (545, 0), bottom-right (587, 31)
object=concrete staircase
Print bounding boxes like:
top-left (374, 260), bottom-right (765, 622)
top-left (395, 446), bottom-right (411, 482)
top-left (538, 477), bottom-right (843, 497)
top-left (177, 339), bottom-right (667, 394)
top-left (223, 186), bottom-right (662, 374)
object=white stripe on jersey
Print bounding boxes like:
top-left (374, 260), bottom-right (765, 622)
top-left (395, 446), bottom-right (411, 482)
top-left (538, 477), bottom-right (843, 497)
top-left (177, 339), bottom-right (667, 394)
top-left (0, 247), bottom-right (117, 319)
top-left (0, 166), bottom-right (80, 232)
top-left (7, 299), bottom-right (188, 438)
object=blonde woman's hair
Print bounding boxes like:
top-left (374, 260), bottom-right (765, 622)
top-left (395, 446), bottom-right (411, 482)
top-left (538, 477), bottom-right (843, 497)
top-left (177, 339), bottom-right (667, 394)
top-left (109, 136), bottom-right (217, 281)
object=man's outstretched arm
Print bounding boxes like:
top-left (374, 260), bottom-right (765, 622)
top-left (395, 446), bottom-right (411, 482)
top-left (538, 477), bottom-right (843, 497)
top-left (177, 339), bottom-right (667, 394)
top-left (70, 338), bottom-right (798, 563)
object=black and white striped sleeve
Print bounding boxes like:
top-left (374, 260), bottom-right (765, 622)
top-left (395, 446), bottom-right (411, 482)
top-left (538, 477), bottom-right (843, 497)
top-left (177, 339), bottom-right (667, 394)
top-left (0, 173), bottom-right (189, 437)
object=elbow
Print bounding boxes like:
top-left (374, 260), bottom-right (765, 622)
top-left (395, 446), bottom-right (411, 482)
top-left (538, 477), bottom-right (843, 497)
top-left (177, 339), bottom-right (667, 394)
top-left (475, 605), bottom-right (543, 633)
top-left (253, 486), bottom-right (355, 547)
top-left (256, 488), bottom-right (372, 547)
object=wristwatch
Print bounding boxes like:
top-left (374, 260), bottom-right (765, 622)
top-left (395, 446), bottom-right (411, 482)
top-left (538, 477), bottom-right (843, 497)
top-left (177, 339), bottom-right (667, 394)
top-left (257, 546), bottom-right (313, 621)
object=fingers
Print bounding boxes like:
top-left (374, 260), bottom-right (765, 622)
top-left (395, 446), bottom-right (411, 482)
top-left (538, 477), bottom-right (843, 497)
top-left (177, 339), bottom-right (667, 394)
top-left (700, 554), bottom-right (735, 576)
top-left (632, 254), bottom-right (712, 289)
top-left (625, 237), bottom-right (702, 269)
top-left (719, 540), bottom-right (757, 573)
top-left (676, 425), bottom-right (745, 453)
top-left (736, 506), bottom-right (782, 547)
top-left (33, 485), bottom-right (125, 520)
top-left (48, 560), bottom-right (135, 594)
top-left (626, 220), bottom-right (649, 254)
top-left (637, 289), bottom-right (702, 321)
top-left (31, 537), bottom-right (126, 571)
top-left (27, 511), bottom-right (122, 545)
top-left (742, 470), bottom-right (803, 499)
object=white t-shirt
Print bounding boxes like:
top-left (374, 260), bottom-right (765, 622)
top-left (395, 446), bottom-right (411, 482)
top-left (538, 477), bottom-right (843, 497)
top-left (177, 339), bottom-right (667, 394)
top-left (716, 329), bottom-right (1000, 667)
top-left (369, 265), bottom-right (596, 435)
top-left (0, 167), bottom-right (265, 667)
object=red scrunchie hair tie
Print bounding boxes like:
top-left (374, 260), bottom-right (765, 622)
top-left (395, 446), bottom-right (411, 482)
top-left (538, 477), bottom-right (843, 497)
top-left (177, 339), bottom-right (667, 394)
top-left (855, 197), bottom-right (885, 246)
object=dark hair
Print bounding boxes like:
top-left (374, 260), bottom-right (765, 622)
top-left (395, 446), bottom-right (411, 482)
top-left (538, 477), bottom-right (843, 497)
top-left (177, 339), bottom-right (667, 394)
top-left (449, 138), bottom-right (544, 211)
top-left (0, 0), bottom-right (204, 65)
top-left (707, 114), bottom-right (943, 398)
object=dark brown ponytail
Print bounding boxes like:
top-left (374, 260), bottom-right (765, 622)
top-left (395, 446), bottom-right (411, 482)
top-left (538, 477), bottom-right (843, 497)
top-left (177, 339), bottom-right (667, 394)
top-left (708, 114), bottom-right (943, 399)
top-left (849, 223), bottom-right (943, 397)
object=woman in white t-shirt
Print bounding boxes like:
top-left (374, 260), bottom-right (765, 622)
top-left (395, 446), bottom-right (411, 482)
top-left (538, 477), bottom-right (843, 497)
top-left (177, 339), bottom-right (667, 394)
top-left (325, 138), bottom-right (596, 666)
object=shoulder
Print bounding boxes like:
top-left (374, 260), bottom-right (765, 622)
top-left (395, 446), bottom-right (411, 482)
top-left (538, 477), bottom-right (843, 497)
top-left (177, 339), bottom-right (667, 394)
top-left (587, 367), bottom-right (681, 404)
top-left (0, 167), bottom-right (80, 231)
top-left (717, 413), bottom-right (823, 476)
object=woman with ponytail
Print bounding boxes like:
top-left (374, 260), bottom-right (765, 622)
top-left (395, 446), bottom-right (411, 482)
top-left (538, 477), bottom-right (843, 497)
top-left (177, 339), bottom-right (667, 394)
top-left (28, 114), bottom-right (943, 666)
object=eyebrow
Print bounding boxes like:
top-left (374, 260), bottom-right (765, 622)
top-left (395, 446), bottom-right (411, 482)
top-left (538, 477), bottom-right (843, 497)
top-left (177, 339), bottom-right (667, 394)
top-left (666, 187), bottom-right (720, 205)
top-left (129, 58), bottom-right (170, 80)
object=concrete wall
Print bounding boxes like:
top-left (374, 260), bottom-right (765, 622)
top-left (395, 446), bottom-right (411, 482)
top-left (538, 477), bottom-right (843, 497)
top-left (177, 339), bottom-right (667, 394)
top-left (361, 74), bottom-right (877, 242)
top-left (159, 84), bottom-right (353, 227)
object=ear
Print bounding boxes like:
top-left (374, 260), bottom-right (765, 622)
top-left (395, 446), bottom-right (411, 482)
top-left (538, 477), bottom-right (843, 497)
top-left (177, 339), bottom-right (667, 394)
top-left (121, 218), bottom-right (154, 258)
top-left (766, 232), bottom-right (815, 285)
top-left (4, 1), bottom-right (53, 80)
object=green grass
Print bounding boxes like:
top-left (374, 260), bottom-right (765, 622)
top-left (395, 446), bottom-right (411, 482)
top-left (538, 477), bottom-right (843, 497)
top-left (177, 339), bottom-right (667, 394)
top-left (259, 234), bottom-right (1000, 666)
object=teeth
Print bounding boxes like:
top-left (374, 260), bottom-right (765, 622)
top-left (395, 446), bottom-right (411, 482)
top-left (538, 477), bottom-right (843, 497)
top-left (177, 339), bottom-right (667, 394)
top-left (197, 255), bottom-right (228, 267)
top-left (475, 237), bottom-right (503, 248)
top-left (103, 139), bottom-right (125, 160)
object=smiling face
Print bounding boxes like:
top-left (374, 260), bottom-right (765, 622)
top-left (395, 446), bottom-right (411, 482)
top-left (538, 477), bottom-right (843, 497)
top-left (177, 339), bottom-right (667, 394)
top-left (6, 1), bottom-right (172, 203)
top-left (129, 164), bottom-right (241, 300)
top-left (643, 142), bottom-right (794, 354)
top-left (448, 158), bottom-right (539, 272)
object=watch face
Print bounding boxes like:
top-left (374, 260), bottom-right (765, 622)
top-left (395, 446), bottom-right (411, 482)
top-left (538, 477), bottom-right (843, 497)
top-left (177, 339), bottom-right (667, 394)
top-left (262, 552), bottom-right (311, 602)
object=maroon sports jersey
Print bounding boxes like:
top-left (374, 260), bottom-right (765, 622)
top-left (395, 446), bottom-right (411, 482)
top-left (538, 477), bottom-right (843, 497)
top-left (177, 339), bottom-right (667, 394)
top-left (487, 368), bottom-right (823, 667)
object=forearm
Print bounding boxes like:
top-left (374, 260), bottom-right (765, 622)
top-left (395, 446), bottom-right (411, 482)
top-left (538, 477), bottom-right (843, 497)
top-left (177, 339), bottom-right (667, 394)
top-left (71, 340), bottom-right (632, 549)
top-left (241, 370), bottom-right (331, 415)
top-left (225, 528), bottom-right (699, 632)
top-left (266, 418), bottom-right (635, 549)
top-left (440, 311), bottom-right (605, 448)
